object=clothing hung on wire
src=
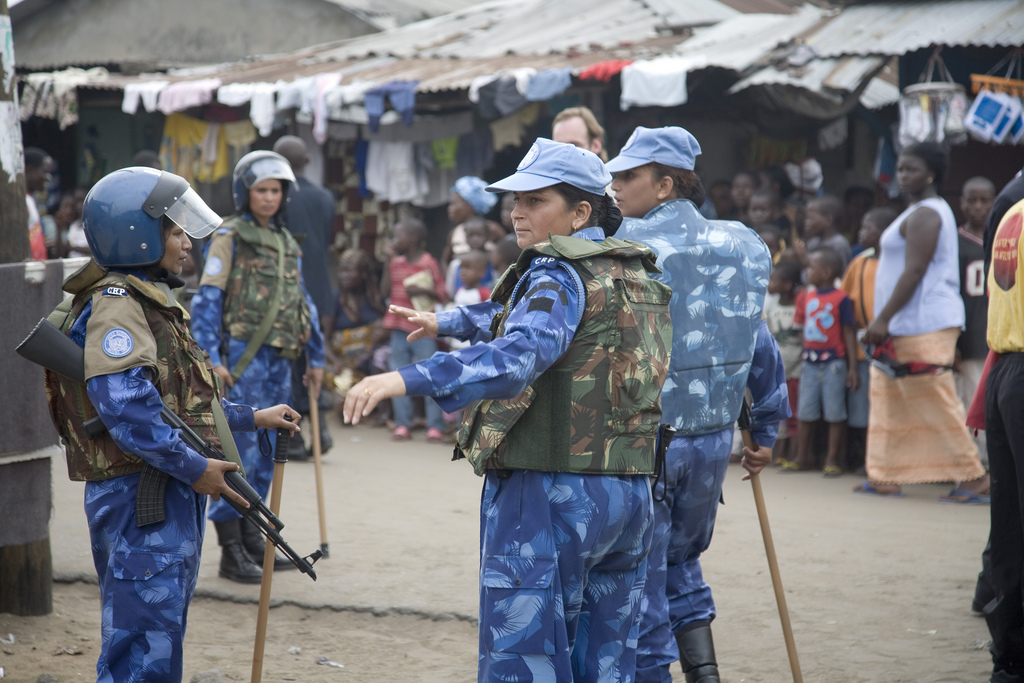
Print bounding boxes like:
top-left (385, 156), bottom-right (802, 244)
top-left (364, 80), bottom-right (418, 132)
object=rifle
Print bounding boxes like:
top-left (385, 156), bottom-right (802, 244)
top-left (17, 318), bottom-right (323, 581)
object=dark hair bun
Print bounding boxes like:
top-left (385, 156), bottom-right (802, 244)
top-left (604, 194), bottom-right (623, 235)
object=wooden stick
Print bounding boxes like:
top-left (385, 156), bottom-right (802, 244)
top-left (308, 385), bottom-right (329, 558)
top-left (741, 429), bottom-right (804, 683)
top-left (251, 460), bottom-right (286, 683)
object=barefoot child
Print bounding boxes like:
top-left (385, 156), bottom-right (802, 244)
top-left (790, 248), bottom-right (859, 475)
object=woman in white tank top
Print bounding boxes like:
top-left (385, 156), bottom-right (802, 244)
top-left (857, 142), bottom-right (988, 501)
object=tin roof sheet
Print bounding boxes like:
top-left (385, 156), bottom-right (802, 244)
top-left (672, 5), bottom-right (827, 71)
top-left (808, 0), bottom-right (1024, 58)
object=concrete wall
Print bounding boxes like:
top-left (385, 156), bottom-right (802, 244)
top-left (12, 0), bottom-right (378, 69)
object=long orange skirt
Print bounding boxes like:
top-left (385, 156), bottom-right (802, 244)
top-left (866, 327), bottom-right (985, 485)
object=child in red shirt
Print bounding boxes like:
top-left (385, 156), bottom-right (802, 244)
top-left (381, 219), bottom-right (448, 441)
top-left (789, 248), bottom-right (859, 475)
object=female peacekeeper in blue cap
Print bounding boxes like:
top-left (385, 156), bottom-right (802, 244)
top-left (610, 127), bottom-right (788, 683)
top-left (343, 138), bottom-right (673, 682)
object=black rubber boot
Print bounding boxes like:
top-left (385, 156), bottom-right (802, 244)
top-left (286, 431), bottom-right (311, 461)
top-left (676, 622), bottom-right (720, 683)
top-left (215, 519), bottom-right (262, 584)
top-left (319, 425), bottom-right (333, 455)
top-left (241, 517), bottom-right (296, 571)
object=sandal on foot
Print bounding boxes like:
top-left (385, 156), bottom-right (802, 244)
top-left (852, 481), bottom-right (904, 497)
top-left (392, 426), bottom-right (412, 441)
top-left (939, 489), bottom-right (991, 505)
top-left (426, 427), bottom-right (444, 443)
top-left (779, 460), bottom-right (807, 472)
top-left (823, 465), bottom-right (843, 478)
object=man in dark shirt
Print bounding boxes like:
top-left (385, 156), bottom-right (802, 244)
top-left (984, 165), bottom-right (1024, 276)
top-left (274, 135), bottom-right (336, 456)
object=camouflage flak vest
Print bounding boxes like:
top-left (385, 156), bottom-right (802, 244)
top-left (45, 269), bottom-right (222, 482)
top-left (221, 216), bottom-right (311, 352)
top-left (456, 233), bottom-right (673, 476)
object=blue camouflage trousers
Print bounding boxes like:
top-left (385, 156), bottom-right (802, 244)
top-left (635, 428), bottom-right (733, 683)
top-left (86, 473), bottom-right (206, 682)
top-left (208, 340), bottom-right (292, 522)
top-left (478, 470), bottom-right (654, 683)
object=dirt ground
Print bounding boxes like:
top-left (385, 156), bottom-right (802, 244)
top-left (0, 418), bottom-right (994, 682)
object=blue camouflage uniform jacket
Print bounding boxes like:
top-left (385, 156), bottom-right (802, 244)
top-left (618, 199), bottom-right (789, 445)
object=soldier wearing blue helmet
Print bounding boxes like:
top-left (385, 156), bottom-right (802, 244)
top-left (343, 138), bottom-right (673, 682)
top-left (609, 127), bottom-right (791, 683)
top-left (191, 150), bottom-right (326, 583)
top-left (44, 167), bottom-right (300, 681)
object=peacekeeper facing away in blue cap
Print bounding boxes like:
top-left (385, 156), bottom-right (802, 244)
top-left (610, 126), bottom-right (791, 683)
top-left (43, 166), bottom-right (300, 682)
top-left (344, 138), bottom-right (673, 682)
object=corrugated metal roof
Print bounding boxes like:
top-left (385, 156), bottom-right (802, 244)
top-left (808, 0), bottom-right (1024, 58)
top-left (672, 5), bottom-right (827, 71)
top-left (309, 0), bottom-right (748, 61)
top-left (859, 74), bottom-right (900, 110)
top-left (85, 37), bottom-right (683, 94)
top-left (729, 55), bottom-right (885, 100)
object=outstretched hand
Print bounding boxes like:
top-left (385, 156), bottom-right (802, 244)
top-left (343, 371), bottom-right (407, 425)
top-left (389, 305), bottom-right (438, 342)
top-left (254, 404), bottom-right (301, 433)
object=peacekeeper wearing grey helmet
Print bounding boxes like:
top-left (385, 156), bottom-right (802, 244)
top-left (43, 166), bottom-right (300, 681)
top-left (190, 151), bottom-right (326, 583)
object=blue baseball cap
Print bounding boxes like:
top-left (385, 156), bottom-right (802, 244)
top-left (605, 126), bottom-right (702, 173)
top-left (486, 138), bottom-right (611, 196)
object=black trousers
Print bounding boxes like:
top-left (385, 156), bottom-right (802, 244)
top-left (985, 353), bottom-right (1024, 677)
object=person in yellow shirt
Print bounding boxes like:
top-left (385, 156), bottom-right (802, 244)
top-left (981, 197), bottom-right (1024, 683)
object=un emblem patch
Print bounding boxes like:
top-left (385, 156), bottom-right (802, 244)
top-left (102, 329), bottom-right (134, 358)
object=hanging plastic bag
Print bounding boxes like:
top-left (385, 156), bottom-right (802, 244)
top-left (964, 89), bottom-right (1010, 142)
top-left (991, 93), bottom-right (1022, 144)
top-left (898, 49), bottom-right (968, 146)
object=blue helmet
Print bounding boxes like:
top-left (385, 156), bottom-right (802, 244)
top-left (231, 150), bottom-right (296, 214)
top-left (82, 167), bottom-right (222, 268)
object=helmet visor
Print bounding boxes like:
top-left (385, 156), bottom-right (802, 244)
top-left (244, 156), bottom-right (297, 189)
top-left (165, 187), bottom-right (222, 239)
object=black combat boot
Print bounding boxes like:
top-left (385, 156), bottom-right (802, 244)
top-left (318, 424), bottom-right (333, 455)
top-left (676, 621), bottom-right (720, 683)
top-left (215, 519), bottom-right (262, 583)
top-left (241, 517), bottom-right (296, 571)
top-left (286, 431), bottom-right (310, 461)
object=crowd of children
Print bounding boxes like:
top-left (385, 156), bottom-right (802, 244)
top-left (742, 171), bottom-right (997, 479)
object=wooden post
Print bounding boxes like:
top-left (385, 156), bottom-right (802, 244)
top-left (0, 0), bottom-right (53, 618)
top-left (0, 0), bottom-right (30, 264)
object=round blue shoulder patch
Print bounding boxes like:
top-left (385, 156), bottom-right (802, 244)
top-left (204, 256), bottom-right (223, 276)
top-left (102, 328), bottom-right (134, 358)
